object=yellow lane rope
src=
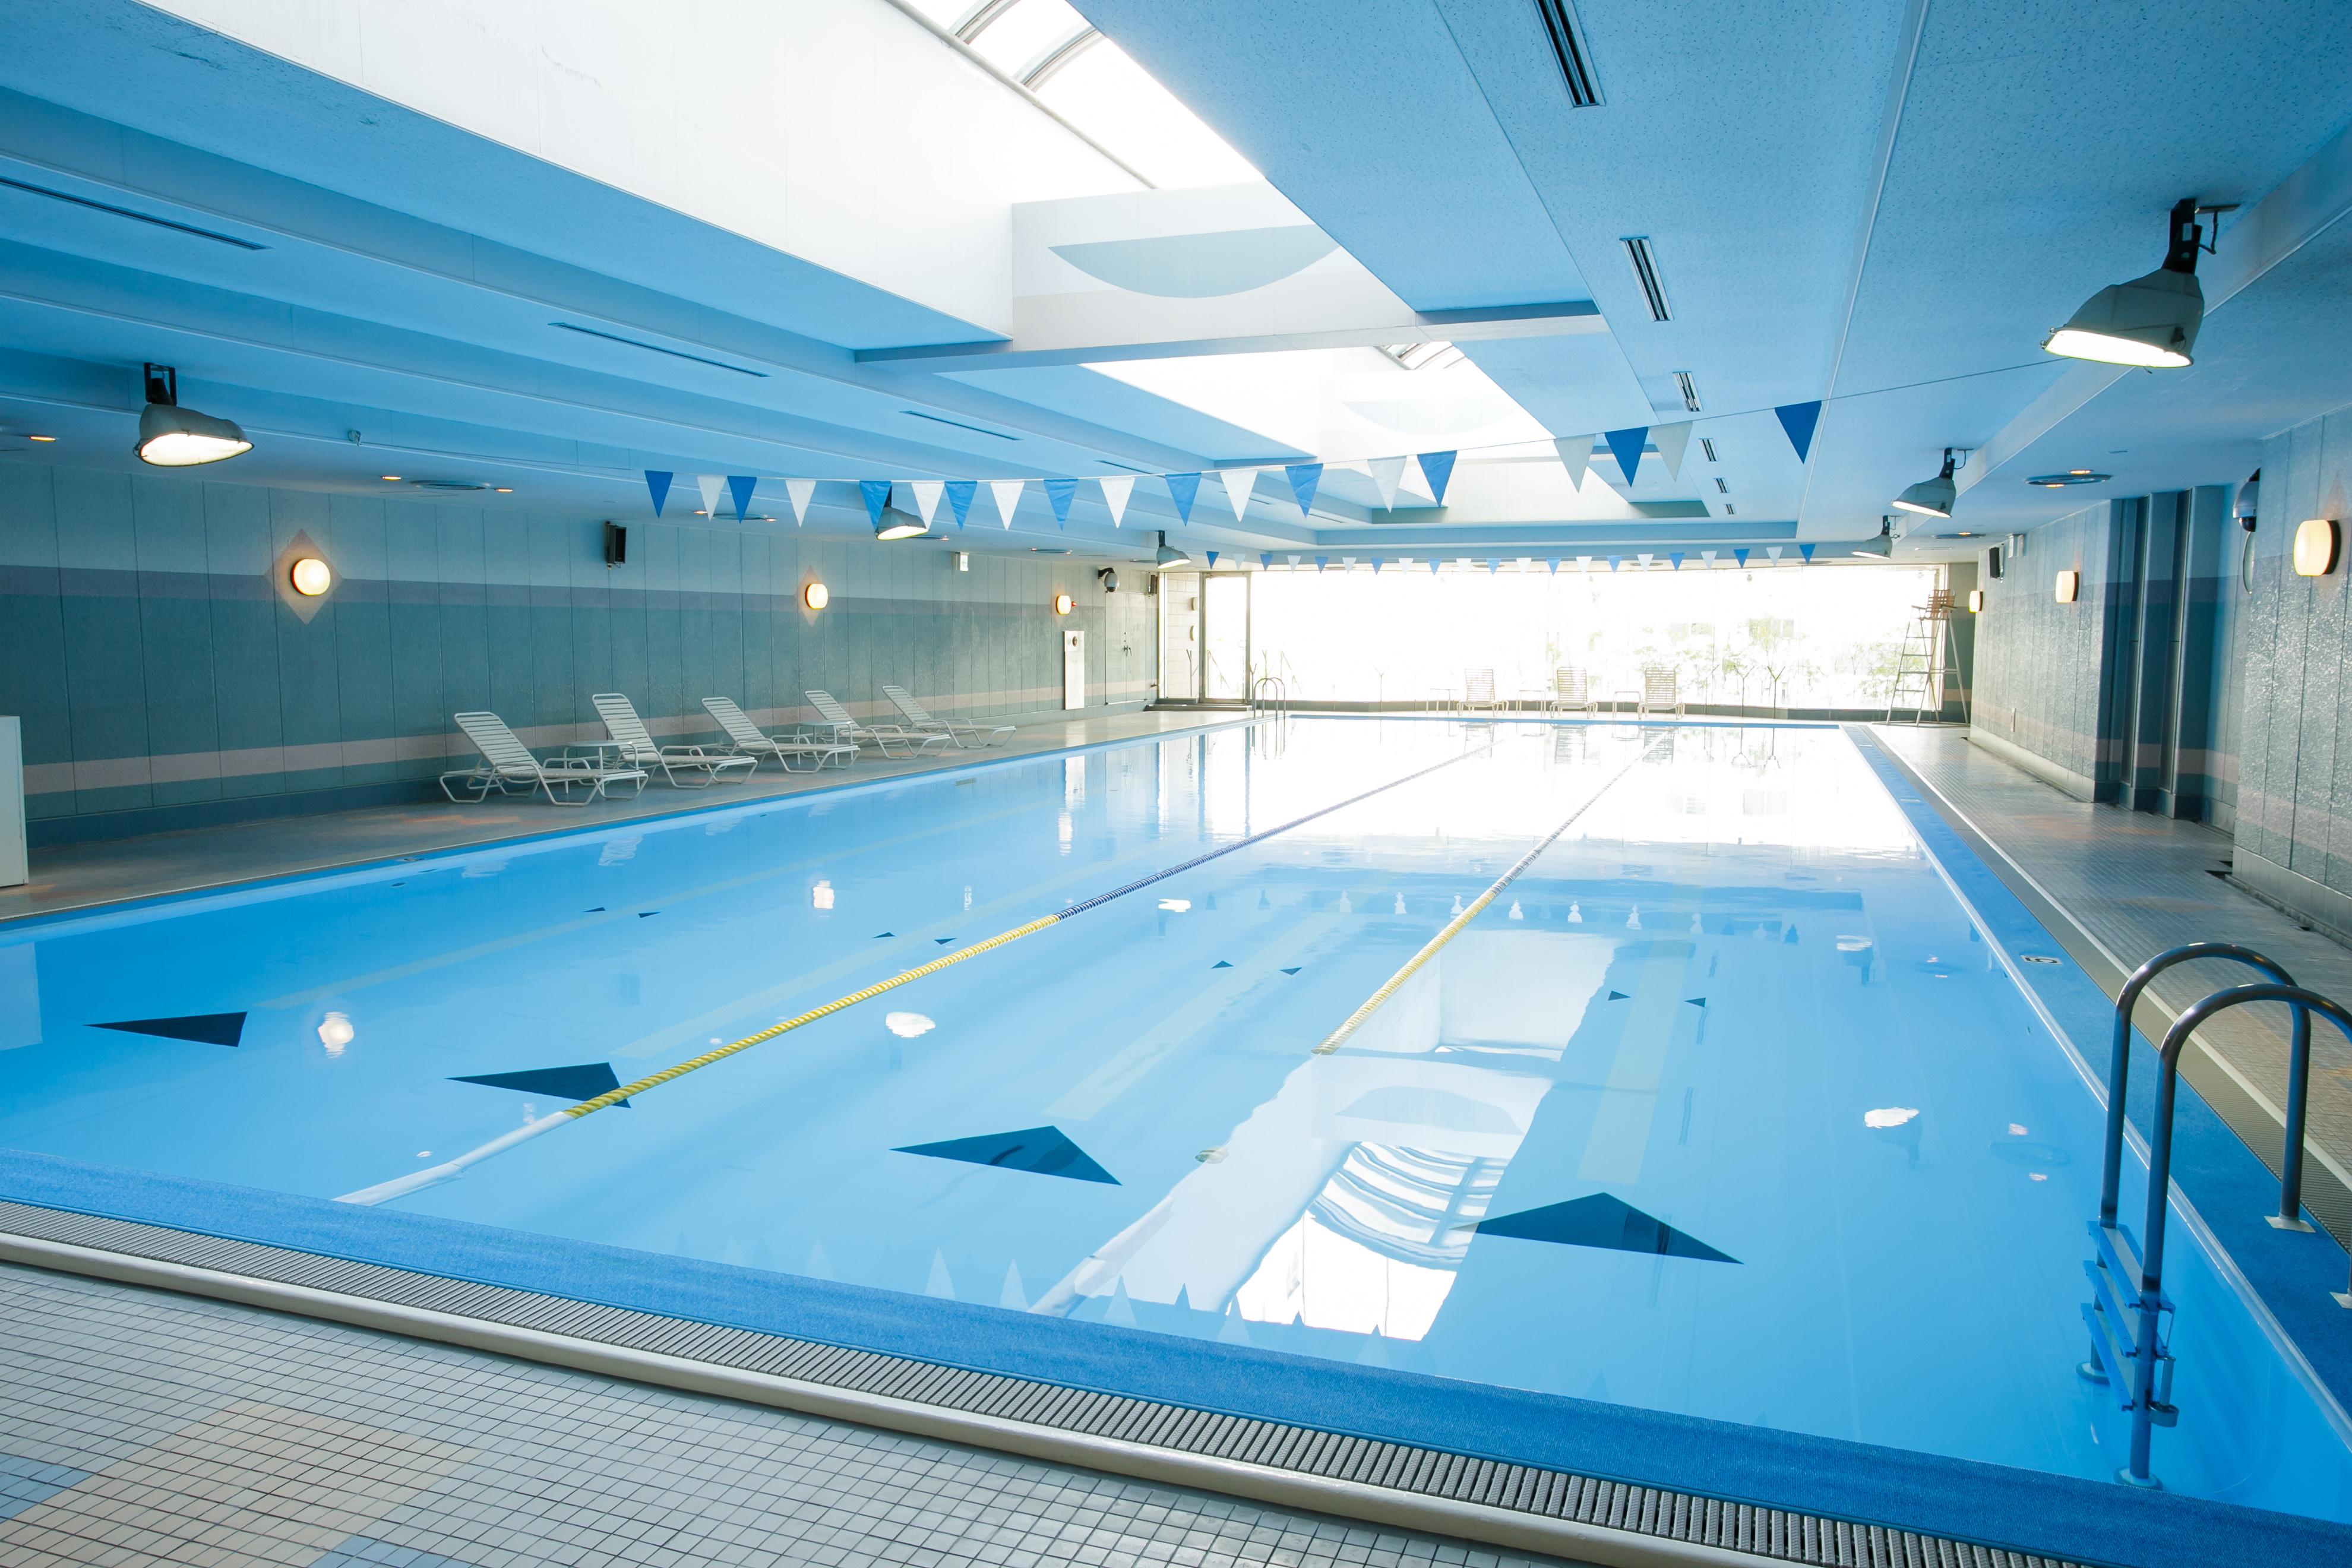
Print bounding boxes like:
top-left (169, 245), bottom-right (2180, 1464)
top-left (338, 734), bottom-right (1496, 1206)
top-left (1310, 738), bottom-right (1661, 1056)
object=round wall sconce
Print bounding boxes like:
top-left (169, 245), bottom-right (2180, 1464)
top-left (2293, 518), bottom-right (2340, 577)
top-left (1052, 592), bottom-right (1074, 615)
top-left (2054, 569), bottom-right (2079, 604)
top-left (803, 581), bottom-right (829, 610)
top-left (1967, 589), bottom-right (1985, 612)
top-left (289, 557), bottom-right (333, 597)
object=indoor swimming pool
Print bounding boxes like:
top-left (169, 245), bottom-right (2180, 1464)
top-left (2, 719), bottom-right (2348, 1527)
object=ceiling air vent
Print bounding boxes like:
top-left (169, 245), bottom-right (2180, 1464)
top-left (1700, 437), bottom-right (1718, 463)
top-left (410, 479), bottom-right (490, 492)
top-left (1673, 371), bottom-right (1702, 412)
top-left (1621, 236), bottom-right (1670, 321)
top-left (1532, 0), bottom-right (1603, 108)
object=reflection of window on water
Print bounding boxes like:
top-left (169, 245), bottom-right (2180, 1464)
top-left (1200, 564), bottom-right (1943, 711)
top-left (1233, 1145), bottom-right (1504, 1340)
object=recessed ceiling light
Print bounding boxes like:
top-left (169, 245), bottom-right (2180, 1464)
top-left (381, 475), bottom-right (401, 482)
top-left (1030, 547), bottom-right (1070, 555)
top-left (495, 486), bottom-right (513, 494)
top-left (2027, 471), bottom-right (2111, 488)
top-left (27, 434), bottom-right (55, 442)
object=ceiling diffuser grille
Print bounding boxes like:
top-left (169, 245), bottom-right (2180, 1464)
top-left (1674, 371), bottom-right (1701, 412)
top-left (1531, 0), bottom-right (1603, 107)
top-left (1621, 236), bottom-right (1670, 321)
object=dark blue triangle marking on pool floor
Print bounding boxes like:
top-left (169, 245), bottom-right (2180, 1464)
top-left (894, 1126), bottom-right (1117, 1184)
top-left (1473, 1193), bottom-right (1736, 1262)
top-left (93, 1013), bottom-right (246, 1047)
top-left (1212, 960), bottom-right (1232, 969)
top-left (1686, 997), bottom-right (1708, 1008)
top-left (453, 1063), bottom-right (630, 1107)
top-left (1607, 990), bottom-right (1629, 1000)
top-left (1281, 967), bottom-right (1301, 976)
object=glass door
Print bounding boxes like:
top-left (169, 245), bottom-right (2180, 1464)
top-left (1201, 573), bottom-right (1251, 703)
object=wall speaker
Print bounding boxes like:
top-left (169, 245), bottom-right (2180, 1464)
top-left (603, 521), bottom-right (627, 568)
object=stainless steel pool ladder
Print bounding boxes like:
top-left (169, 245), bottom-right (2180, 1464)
top-left (1249, 675), bottom-right (1287, 715)
top-left (2081, 943), bottom-right (2344, 1489)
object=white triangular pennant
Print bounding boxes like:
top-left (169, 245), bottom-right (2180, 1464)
top-left (1766, 545), bottom-right (1785, 561)
top-left (1220, 468), bottom-right (1256, 523)
top-left (696, 474), bottom-right (725, 516)
top-left (784, 478), bottom-right (815, 524)
top-left (1098, 475), bottom-right (1133, 527)
top-left (990, 480), bottom-right (1025, 529)
top-left (1654, 422), bottom-right (1693, 479)
top-left (909, 480), bottom-right (943, 528)
top-left (1367, 456), bottom-right (1408, 510)
top-left (1553, 435), bottom-right (1594, 490)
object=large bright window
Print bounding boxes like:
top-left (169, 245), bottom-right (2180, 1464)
top-left (1166, 562), bottom-right (1945, 713)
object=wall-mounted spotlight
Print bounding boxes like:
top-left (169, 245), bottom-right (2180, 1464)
top-left (872, 507), bottom-right (927, 541)
top-left (1052, 592), bottom-right (1074, 615)
top-left (2293, 519), bottom-right (2340, 577)
top-left (289, 557), bottom-right (333, 597)
top-left (1096, 567), bottom-right (1119, 593)
top-left (803, 581), bottom-right (829, 610)
top-left (2055, 570), bottom-right (2080, 604)
top-left (1152, 530), bottom-right (1191, 568)
top-left (1851, 517), bottom-right (1895, 558)
top-left (135, 363), bottom-right (250, 467)
top-left (1892, 450), bottom-right (1959, 519)
top-left (1967, 588), bottom-right (1986, 613)
top-left (2043, 198), bottom-right (2226, 368)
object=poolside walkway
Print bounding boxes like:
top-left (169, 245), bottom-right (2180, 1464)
top-left (1, 709), bottom-right (1241, 925)
top-left (0, 1261), bottom-right (1570, 1568)
top-left (1870, 724), bottom-right (2352, 1247)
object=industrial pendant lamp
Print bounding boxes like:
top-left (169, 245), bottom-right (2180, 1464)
top-left (1851, 517), bottom-right (1895, 558)
top-left (1152, 530), bottom-right (1190, 567)
top-left (872, 507), bottom-right (927, 540)
top-left (1892, 450), bottom-right (1959, 519)
top-left (2042, 198), bottom-right (2211, 368)
top-left (135, 363), bottom-right (250, 467)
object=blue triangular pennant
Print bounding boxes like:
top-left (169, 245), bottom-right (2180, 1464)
top-left (1670, 551), bottom-right (1685, 570)
top-left (1775, 401), bottom-right (1823, 463)
top-left (1604, 429), bottom-right (1647, 486)
top-left (1260, 552), bottom-right (1272, 570)
top-left (1314, 555), bottom-right (1327, 573)
top-left (1799, 542), bottom-right (1817, 563)
top-left (1164, 472), bottom-right (1200, 523)
top-left (1608, 555), bottom-right (1622, 572)
top-left (1547, 557), bottom-right (1560, 574)
top-left (644, 470), bottom-right (674, 516)
top-left (1205, 551), bottom-right (1218, 567)
top-left (1487, 558), bottom-right (1499, 574)
top-left (1285, 463), bottom-right (1322, 517)
top-left (858, 479), bottom-right (892, 526)
top-left (1428, 559), bottom-right (1440, 574)
top-left (1417, 450), bottom-right (1458, 504)
top-left (1043, 478), bottom-right (1077, 528)
top-left (726, 475), bottom-right (757, 522)
top-left (1734, 548), bottom-right (1750, 567)
top-left (944, 480), bottom-right (976, 529)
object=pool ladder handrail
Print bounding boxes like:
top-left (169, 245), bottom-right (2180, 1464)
top-left (2082, 945), bottom-right (2345, 1491)
top-left (1250, 675), bottom-right (1287, 715)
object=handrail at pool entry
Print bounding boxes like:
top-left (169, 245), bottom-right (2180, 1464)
top-left (337, 731), bottom-right (1504, 1207)
top-left (2095, 942), bottom-right (2313, 1233)
top-left (2084, 981), bottom-right (2352, 1491)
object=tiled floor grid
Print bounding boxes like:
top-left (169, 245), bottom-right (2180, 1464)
top-left (0, 1263), bottom-right (1575, 1568)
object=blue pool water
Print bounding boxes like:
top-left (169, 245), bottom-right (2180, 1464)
top-left (2, 719), bottom-right (2347, 1525)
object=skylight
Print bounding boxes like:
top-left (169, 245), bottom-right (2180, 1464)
top-left (1380, 342), bottom-right (1468, 372)
top-left (905, 0), bottom-right (1258, 188)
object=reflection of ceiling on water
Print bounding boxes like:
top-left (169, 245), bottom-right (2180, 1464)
top-left (1234, 1142), bottom-right (1502, 1339)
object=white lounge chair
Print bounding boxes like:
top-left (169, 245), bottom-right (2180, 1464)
top-left (442, 712), bottom-right (647, 806)
top-left (1639, 666), bottom-right (1687, 718)
top-left (881, 684), bottom-right (1013, 748)
top-left (804, 690), bottom-right (953, 758)
top-left (591, 692), bottom-right (758, 788)
top-left (1462, 668), bottom-right (1503, 716)
top-left (703, 697), bottom-right (855, 772)
top-left (1549, 666), bottom-right (1598, 717)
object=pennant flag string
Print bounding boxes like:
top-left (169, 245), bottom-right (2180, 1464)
top-left (1602, 429), bottom-right (1647, 488)
top-left (857, 479), bottom-right (891, 526)
top-left (1221, 469), bottom-right (1255, 523)
top-left (1776, 402), bottom-right (1823, 463)
top-left (908, 480), bottom-right (944, 529)
top-left (1652, 423), bottom-right (1692, 479)
top-left (944, 479), bottom-right (975, 529)
top-left (1367, 456), bottom-right (1408, 510)
top-left (785, 478), bottom-right (814, 526)
top-left (726, 475), bottom-right (757, 522)
top-left (990, 479), bottom-right (1025, 529)
top-left (1552, 436), bottom-right (1592, 491)
top-left (644, 470), bottom-right (674, 517)
top-left (697, 473), bottom-right (726, 517)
